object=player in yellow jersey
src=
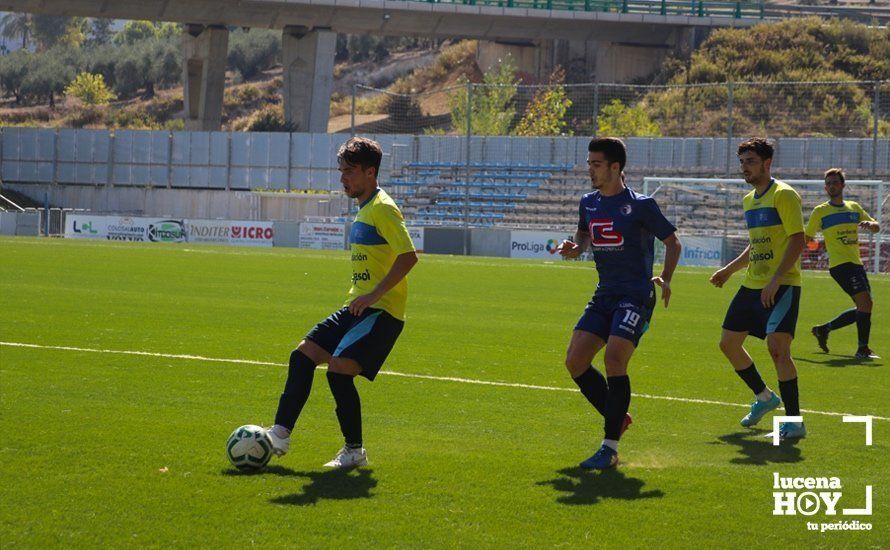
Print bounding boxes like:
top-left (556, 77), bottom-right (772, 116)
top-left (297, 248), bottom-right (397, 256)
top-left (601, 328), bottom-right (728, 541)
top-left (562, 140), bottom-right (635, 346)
top-left (264, 137), bottom-right (418, 468)
top-left (710, 138), bottom-right (806, 440)
top-left (807, 168), bottom-right (881, 359)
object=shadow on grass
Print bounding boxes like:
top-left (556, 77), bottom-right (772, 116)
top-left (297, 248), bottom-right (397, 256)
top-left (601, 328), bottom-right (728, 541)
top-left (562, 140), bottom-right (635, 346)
top-left (537, 467), bottom-right (664, 505)
top-left (221, 465), bottom-right (377, 505)
top-left (269, 467), bottom-right (377, 506)
top-left (795, 354), bottom-right (883, 368)
top-left (714, 431), bottom-right (803, 465)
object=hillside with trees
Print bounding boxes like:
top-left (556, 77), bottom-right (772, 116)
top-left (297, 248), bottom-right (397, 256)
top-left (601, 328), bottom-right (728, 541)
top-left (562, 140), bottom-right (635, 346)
top-left (0, 15), bottom-right (887, 137)
top-left (640, 17), bottom-right (890, 137)
top-left (0, 15), bottom-right (442, 131)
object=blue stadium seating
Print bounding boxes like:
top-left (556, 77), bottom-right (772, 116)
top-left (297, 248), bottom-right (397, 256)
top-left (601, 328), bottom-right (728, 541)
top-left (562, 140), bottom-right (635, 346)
top-left (390, 161), bottom-right (578, 226)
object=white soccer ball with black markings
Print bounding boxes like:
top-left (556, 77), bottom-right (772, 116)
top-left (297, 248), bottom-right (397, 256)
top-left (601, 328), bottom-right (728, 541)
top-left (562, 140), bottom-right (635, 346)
top-left (226, 425), bottom-right (273, 471)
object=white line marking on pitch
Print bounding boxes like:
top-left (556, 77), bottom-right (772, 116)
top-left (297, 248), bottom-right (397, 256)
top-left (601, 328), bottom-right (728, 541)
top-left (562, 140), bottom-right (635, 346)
top-left (2, 341), bottom-right (887, 421)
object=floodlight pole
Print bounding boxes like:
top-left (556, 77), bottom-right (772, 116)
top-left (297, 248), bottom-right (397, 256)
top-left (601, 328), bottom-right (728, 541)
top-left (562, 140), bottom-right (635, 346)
top-left (351, 84), bottom-right (357, 137)
top-left (725, 81), bottom-right (734, 177)
top-left (592, 84), bottom-right (600, 138)
top-left (464, 82), bottom-right (472, 257)
top-left (876, 179), bottom-right (883, 274)
top-left (872, 82), bottom-right (879, 178)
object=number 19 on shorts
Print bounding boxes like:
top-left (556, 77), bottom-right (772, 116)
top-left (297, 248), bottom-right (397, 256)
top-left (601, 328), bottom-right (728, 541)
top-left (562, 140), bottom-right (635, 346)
top-left (622, 309), bottom-right (641, 327)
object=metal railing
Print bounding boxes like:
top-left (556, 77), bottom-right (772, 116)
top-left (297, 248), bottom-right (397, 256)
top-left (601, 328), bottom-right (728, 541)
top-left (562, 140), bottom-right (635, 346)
top-left (0, 193), bottom-right (25, 212)
top-left (417, 0), bottom-right (765, 18)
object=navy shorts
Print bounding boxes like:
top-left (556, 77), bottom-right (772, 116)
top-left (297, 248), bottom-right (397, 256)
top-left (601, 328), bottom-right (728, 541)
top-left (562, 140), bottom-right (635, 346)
top-left (574, 291), bottom-right (655, 347)
top-left (829, 262), bottom-right (870, 296)
top-left (722, 285), bottom-right (801, 339)
top-left (305, 307), bottom-right (404, 381)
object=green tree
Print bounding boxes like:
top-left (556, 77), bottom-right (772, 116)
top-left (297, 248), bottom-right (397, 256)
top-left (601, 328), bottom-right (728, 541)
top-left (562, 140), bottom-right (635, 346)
top-left (60, 17), bottom-right (87, 48)
top-left (88, 18), bottom-right (114, 45)
top-left (114, 46), bottom-right (152, 98)
top-left (0, 12), bottom-right (31, 49)
top-left (0, 50), bottom-right (29, 103)
top-left (65, 72), bottom-right (116, 105)
top-left (346, 35), bottom-right (374, 62)
top-left (384, 93), bottom-right (424, 133)
top-left (22, 55), bottom-right (73, 107)
top-left (113, 20), bottom-right (158, 45)
top-left (228, 29), bottom-right (281, 80)
top-left (514, 67), bottom-right (572, 136)
top-left (232, 103), bottom-right (297, 132)
top-left (156, 22), bottom-right (180, 40)
top-left (597, 99), bottom-right (662, 137)
top-left (83, 43), bottom-right (119, 91)
top-left (450, 57), bottom-right (518, 135)
top-left (149, 40), bottom-right (181, 90)
top-left (111, 20), bottom-right (180, 46)
top-left (31, 15), bottom-right (85, 50)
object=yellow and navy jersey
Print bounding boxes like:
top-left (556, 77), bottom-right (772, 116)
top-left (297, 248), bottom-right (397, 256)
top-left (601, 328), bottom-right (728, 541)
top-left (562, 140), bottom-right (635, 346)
top-left (346, 188), bottom-right (415, 321)
top-left (805, 201), bottom-right (874, 268)
top-left (742, 179), bottom-right (804, 289)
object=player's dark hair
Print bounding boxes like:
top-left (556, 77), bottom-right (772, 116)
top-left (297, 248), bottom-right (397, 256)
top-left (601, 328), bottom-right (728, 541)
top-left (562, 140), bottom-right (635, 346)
top-left (588, 137), bottom-right (627, 172)
top-left (824, 168), bottom-right (845, 184)
top-left (737, 137), bottom-right (774, 160)
top-left (337, 137), bottom-right (382, 177)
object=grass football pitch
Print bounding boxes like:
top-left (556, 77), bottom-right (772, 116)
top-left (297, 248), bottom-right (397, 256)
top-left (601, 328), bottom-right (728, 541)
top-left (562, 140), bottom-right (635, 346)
top-left (0, 236), bottom-right (887, 547)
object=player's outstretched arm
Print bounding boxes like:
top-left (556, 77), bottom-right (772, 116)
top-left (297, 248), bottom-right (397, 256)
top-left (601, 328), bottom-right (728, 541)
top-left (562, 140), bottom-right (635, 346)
top-left (652, 233), bottom-right (681, 307)
top-left (556, 230), bottom-right (590, 259)
top-left (349, 251), bottom-right (419, 316)
top-left (710, 245), bottom-right (750, 288)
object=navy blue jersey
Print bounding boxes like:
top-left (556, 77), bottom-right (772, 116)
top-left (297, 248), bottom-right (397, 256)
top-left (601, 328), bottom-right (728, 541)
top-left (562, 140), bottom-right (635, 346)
top-left (577, 187), bottom-right (676, 301)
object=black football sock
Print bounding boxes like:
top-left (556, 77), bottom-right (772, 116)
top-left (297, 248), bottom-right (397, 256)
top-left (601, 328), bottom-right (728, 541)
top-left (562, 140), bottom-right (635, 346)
top-left (604, 375), bottom-right (631, 441)
top-left (735, 363), bottom-right (767, 395)
top-left (826, 308), bottom-right (856, 331)
top-left (572, 366), bottom-right (608, 416)
top-left (327, 371), bottom-right (363, 447)
top-left (778, 378), bottom-right (800, 417)
top-left (856, 311), bottom-right (871, 349)
top-left (274, 350), bottom-right (317, 431)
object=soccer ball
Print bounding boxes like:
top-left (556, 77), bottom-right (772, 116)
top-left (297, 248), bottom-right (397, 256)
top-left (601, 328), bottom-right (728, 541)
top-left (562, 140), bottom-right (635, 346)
top-left (226, 425), bottom-right (273, 471)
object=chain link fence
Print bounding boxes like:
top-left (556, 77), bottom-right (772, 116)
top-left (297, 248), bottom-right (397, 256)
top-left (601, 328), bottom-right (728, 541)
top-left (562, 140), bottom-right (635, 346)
top-left (352, 79), bottom-right (888, 272)
top-left (350, 85), bottom-right (461, 136)
top-left (353, 80), bottom-right (888, 165)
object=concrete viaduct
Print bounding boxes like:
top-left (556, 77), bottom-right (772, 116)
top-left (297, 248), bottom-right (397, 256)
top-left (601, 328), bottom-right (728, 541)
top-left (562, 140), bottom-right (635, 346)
top-left (1, 0), bottom-right (766, 131)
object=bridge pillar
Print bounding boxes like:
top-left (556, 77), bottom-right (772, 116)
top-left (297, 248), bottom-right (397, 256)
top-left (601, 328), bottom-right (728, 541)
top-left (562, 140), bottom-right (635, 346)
top-left (182, 24), bottom-right (229, 131)
top-left (589, 41), bottom-right (672, 83)
top-left (477, 40), bottom-right (554, 82)
top-left (282, 26), bottom-right (336, 133)
top-left (479, 28), bottom-right (699, 84)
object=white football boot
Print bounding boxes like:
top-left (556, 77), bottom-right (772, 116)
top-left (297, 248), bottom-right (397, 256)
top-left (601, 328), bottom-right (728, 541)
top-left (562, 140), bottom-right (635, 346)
top-left (323, 446), bottom-right (368, 468)
top-left (265, 425), bottom-right (291, 456)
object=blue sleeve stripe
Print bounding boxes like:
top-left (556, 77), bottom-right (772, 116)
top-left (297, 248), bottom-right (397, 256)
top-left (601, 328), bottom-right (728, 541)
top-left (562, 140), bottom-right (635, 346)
top-left (350, 221), bottom-right (387, 245)
top-left (744, 207), bottom-right (782, 229)
top-left (821, 211), bottom-right (860, 230)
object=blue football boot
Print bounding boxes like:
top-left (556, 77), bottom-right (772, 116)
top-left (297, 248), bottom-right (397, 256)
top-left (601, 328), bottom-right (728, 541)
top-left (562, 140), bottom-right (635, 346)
top-left (580, 444), bottom-right (619, 470)
top-left (778, 422), bottom-right (807, 440)
top-left (740, 391), bottom-right (781, 427)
